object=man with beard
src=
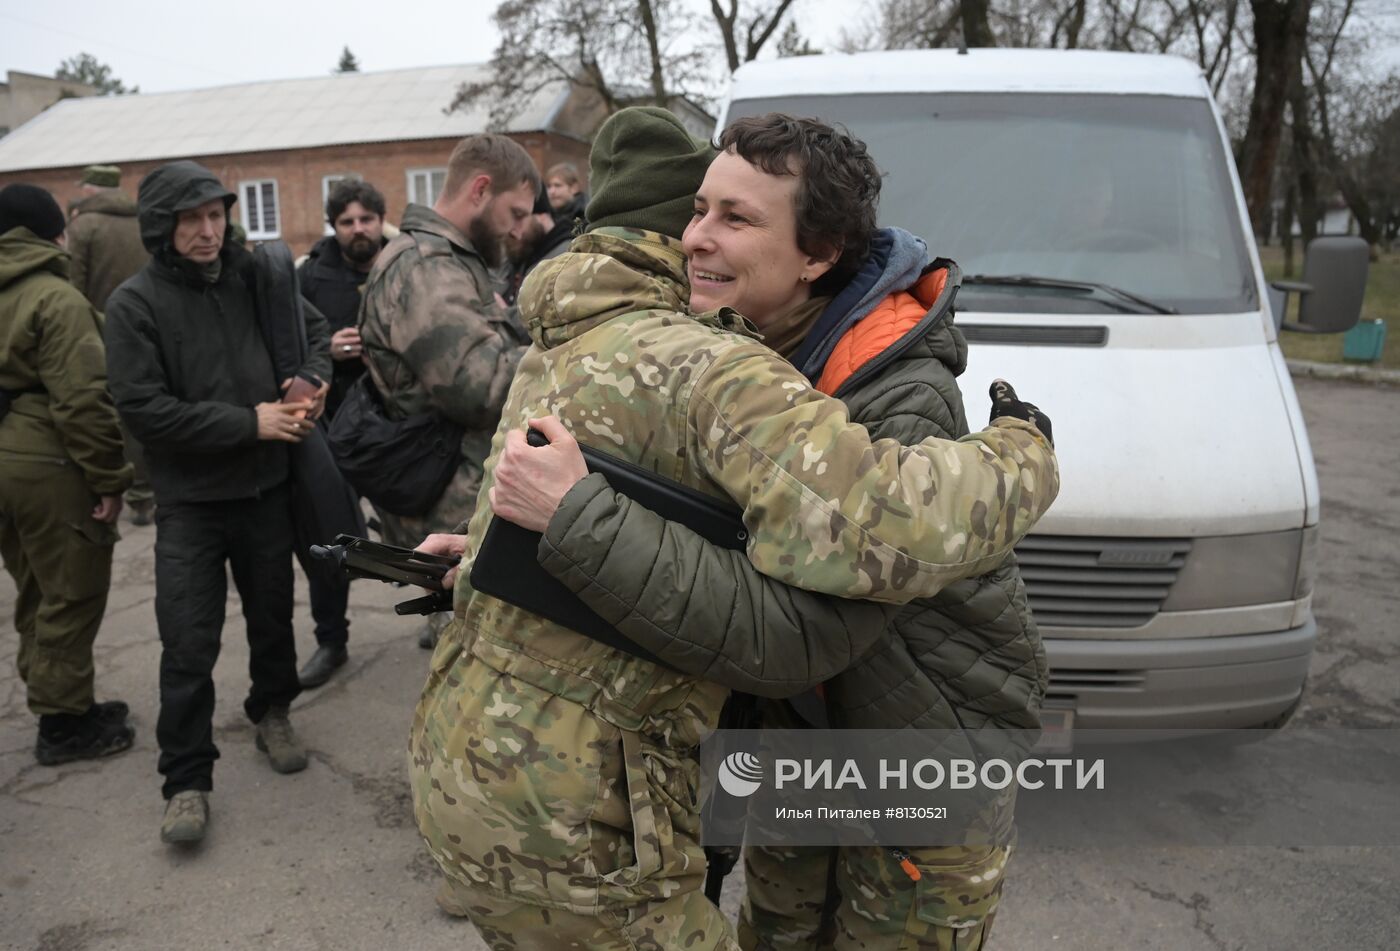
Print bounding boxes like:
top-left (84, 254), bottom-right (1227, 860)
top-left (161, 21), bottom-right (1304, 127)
top-left (358, 135), bottom-right (537, 649)
top-left (290, 179), bottom-right (388, 687)
top-left (298, 179), bottom-right (387, 419)
top-left (500, 183), bottom-right (573, 306)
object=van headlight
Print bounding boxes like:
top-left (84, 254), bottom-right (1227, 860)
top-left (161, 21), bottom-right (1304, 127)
top-left (1293, 525), bottom-right (1319, 599)
top-left (1162, 528), bottom-right (1310, 611)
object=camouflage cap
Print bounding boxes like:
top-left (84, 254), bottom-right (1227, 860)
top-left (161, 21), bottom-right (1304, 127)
top-left (81, 164), bottom-right (122, 188)
top-left (586, 106), bottom-right (715, 240)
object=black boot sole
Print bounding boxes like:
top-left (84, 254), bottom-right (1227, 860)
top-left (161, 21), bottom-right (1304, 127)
top-left (35, 727), bottom-right (135, 766)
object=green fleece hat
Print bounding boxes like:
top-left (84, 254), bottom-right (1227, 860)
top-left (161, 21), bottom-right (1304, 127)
top-left (585, 106), bottom-right (715, 240)
top-left (81, 164), bottom-right (122, 187)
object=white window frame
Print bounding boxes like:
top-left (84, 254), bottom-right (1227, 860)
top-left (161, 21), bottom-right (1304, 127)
top-left (239, 179), bottom-right (281, 240)
top-left (406, 167), bottom-right (447, 208)
top-left (321, 173), bottom-right (361, 234)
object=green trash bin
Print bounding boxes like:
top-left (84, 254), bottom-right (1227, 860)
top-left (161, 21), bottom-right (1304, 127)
top-left (1342, 319), bottom-right (1386, 362)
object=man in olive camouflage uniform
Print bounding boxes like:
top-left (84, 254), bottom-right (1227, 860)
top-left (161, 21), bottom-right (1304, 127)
top-left (358, 134), bottom-right (538, 646)
top-left (0, 184), bottom-right (134, 765)
top-left (409, 109), bottom-right (1059, 949)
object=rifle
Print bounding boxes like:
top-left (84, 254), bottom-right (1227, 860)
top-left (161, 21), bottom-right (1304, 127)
top-left (309, 534), bottom-right (456, 615)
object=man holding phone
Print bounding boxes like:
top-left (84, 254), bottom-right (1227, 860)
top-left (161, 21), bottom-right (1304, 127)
top-left (105, 161), bottom-right (328, 846)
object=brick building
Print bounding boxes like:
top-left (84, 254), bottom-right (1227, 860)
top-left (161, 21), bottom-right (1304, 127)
top-left (0, 65), bottom-right (609, 255)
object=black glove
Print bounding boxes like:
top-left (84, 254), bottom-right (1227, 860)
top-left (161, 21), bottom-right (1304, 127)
top-left (989, 379), bottom-right (1053, 446)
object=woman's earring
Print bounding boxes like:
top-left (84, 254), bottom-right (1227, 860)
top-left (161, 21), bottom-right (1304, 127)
top-left (800, 275), bottom-right (810, 283)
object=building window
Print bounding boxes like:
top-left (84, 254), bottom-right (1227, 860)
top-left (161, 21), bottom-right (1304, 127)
top-left (407, 168), bottom-right (446, 207)
top-left (322, 173), bottom-right (361, 234)
top-left (240, 179), bottom-right (280, 239)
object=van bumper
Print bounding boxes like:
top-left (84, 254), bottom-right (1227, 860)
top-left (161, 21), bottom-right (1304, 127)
top-left (1041, 617), bottom-right (1315, 730)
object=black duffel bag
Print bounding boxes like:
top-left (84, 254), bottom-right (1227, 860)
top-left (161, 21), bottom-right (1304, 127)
top-left (326, 375), bottom-right (464, 517)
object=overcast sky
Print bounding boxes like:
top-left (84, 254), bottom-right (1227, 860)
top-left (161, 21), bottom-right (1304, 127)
top-left (1, 0), bottom-right (1395, 96)
top-left (0, 0), bottom-right (853, 95)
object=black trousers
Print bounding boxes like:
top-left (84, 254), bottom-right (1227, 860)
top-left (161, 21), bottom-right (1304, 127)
top-left (154, 484), bottom-right (301, 799)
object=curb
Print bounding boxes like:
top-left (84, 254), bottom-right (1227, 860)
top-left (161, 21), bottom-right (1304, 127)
top-left (1287, 359), bottom-right (1400, 388)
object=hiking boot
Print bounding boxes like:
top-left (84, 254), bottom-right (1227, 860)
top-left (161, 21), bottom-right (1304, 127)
top-left (128, 500), bottom-right (154, 526)
top-left (417, 612), bottom-right (449, 650)
top-left (297, 644), bottom-right (348, 689)
top-left (35, 706), bottom-right (135, 766)
top-left (255, 707), bottom-right (308, 773)
top-left (160, 790), bottom-right (208, 844)
top-left (93, 699), bottom-right (130, 723)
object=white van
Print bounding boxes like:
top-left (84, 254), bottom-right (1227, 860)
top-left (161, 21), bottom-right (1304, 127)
top-left (719, 49), bottom-right (1368, 732)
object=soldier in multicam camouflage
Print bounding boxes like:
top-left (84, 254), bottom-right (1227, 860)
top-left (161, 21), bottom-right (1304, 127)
top-left (742, 833), bottom-right (1010, 950)
top-left (358, 135), bottom-right (538, 645)
top-left (409, 108), bottom-right (1059, 950)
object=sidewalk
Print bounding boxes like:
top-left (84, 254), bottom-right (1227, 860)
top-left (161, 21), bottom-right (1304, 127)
top-left (0, 522), bottom-right (499, 950)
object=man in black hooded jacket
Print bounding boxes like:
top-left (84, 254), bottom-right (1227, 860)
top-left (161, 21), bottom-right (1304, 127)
top-left (292, 179), bottom-right (388, 688)
top-left (104, 161), bottom-right (330, 846)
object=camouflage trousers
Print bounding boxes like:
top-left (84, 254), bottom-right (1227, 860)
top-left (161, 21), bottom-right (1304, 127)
top-left (0, 460), bottom-right (116, 715)
top-left (738, 843), bottom-right (1008, 951)
top-left (410, 620), bottom-right (739, 950)
top-left (436, 864), bottom-right (740, 950)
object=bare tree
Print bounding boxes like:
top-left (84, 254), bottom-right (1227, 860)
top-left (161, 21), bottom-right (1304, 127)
top-left (963, 0), bottom-right (998, 45)
top-left (452, 0), bottom-right (708, 129)
top-left (1178, 0), bottom-right (1244, 93)
top-left (1235, 0), bottom-right (1313, 234)
top-left (1303, 0), bottom-right (1399, 249)
top-left (710, 0), bottom-right (804, 71)
top-left (775, 19), bottom-right (822, 56)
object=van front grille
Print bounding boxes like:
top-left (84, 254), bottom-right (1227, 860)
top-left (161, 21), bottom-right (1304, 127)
top-left (1047, 668), bottom-right (1147, 692)
top-left (1014, 535), bottom-right (1192, 628)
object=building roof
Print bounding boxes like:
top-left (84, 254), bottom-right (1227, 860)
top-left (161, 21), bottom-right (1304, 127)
top-left (0, 64), bottom-right (569, 173)
top-left (728, 49), bottom-right (1209, 103)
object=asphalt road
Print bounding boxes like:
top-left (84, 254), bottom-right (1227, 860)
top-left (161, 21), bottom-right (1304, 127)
top-left (1, 375), bottom-right (1397, 951)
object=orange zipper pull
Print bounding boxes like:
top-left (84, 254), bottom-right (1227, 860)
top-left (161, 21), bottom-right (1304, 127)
top-left (890, 848), bottom-right (922, 882)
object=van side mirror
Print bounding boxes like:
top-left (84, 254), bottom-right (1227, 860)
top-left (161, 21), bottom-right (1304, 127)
top-left (1273, 236), bottom-right (1370, 334)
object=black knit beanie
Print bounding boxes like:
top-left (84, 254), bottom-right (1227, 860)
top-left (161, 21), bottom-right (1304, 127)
top-left (585, 106), bottom-right (716, 240)
top-left (531, 181), bottom-right (552, 217)
top-left (0, 184), bottom-right (66, 241)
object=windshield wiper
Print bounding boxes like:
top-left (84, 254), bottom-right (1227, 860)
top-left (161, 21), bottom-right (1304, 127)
top-left (964, 274), bottom-right (1177, 315)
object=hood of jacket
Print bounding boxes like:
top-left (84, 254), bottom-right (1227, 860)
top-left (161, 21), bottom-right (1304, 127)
top-left (136, 161), bottom-right (236, 255)
top-left (73, 191), bottom-right (137, 218)
top-left (306, 233), bottom-right (346, 269)
top-left (792, 227), bottom-right (965, 390)
top-left (0, 228), bottom-right (67, 291)
top-left (516, 228), bottom-right (695, 351)
top-left (792, 228), bottom-right (931, 376)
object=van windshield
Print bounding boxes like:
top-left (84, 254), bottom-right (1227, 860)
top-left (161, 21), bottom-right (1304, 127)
top-left (728, 93), bottom-right (1258, 315)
